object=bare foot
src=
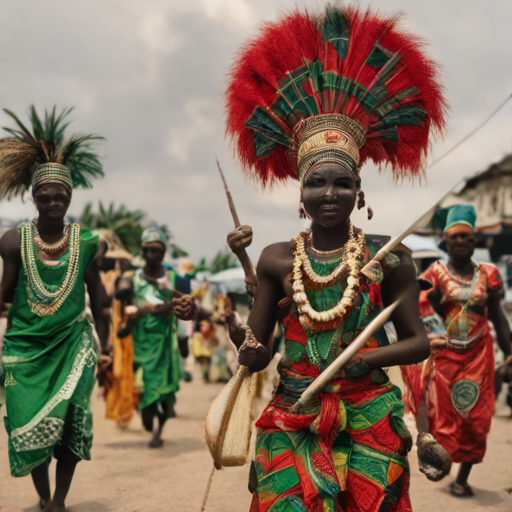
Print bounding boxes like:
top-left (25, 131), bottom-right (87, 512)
top-left (450, 482), bottom-right (474, 497)
top-left (43, 501), bottom-right (67, 512)
top-left (148, 437), bottom-right (164, 448)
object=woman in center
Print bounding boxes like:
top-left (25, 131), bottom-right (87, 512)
top-left (224, 5), bottom-right (447, 512)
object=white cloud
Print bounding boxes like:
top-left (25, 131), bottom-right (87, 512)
top-left (165, 98), bottom-right (218, 163)
top-left (0, 0), bottom-right (511, 263)
top-left (202, 0), bottom-right (253, 28)
top-left (138, 9), bottom-right (181, 55)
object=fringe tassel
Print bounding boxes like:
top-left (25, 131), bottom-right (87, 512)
top-left (200, 465), bottom-right (216, 512)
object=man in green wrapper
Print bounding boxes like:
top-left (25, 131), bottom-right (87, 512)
top-left (0, 106), bottom-right (110, 512)
top-left (117, 227), bottom-right (196, 448)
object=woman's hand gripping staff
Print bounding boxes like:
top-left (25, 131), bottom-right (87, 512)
top-left (217, 159), bottom-right (258, 299)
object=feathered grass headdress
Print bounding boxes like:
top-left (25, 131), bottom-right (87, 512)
top-left (0, 105), bottom-right (104, 200)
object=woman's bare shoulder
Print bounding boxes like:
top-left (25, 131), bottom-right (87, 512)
top-left (260, 240), bottom-right (295, 258)
top-left (258, 241), bottom-right (295, 276)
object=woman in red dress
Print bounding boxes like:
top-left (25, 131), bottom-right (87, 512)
top-left (413, 204), bottom-right (511, 496)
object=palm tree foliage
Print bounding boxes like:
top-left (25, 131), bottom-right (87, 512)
top-left (197, 247), bottom-right (240, 274)
top-left (79, 201), bottom-right (188, 258)
top-left (0, 105), bottom-right (104, 199)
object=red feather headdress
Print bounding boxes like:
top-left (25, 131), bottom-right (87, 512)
top-left (226, 5), bottom-right (447, 189)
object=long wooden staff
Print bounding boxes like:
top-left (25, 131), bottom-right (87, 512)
top-left (361, 183), bottom-right (462, 280)
top-left (362, 92), bottom-right (512, 280)
top-left (216, 158), bottom-right (258, 297)
top-left (290, 298), bottom-right (402, 413)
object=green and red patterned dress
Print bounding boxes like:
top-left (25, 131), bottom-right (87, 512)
top-left (250, 237), bottom-right (413, 512)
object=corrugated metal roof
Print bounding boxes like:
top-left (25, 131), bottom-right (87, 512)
top-left (416, 153), bottom-right (512, 235)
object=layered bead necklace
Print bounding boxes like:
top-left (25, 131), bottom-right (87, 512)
top-left (292, 221), bottom-right (366, 332)
top-left (21, 222), bottom-right (81, 317)
top-left (33, 220), bottom-right (70, 256)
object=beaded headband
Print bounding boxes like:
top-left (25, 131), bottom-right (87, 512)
top-left (31, 163), bottom-right (73, 197)
top-left (290, 114), bottom-right (366, 189)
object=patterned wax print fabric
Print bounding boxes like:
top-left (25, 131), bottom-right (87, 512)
top-left (417, 260), bottom-right (503, 464)
top-left (399, 363), bottom-right (423, 417)
top-left (250, 238), bottom-right (414, 512)
top-left (2, 225), bottom-right (99, 477)
top-left (130, 268), bottom-right (181, 419)
top-left (400, 310), bottom-right (445, 416)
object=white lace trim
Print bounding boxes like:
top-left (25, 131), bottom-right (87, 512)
top-left (12, 417), bottom-right (65, 452)
top-left (11, 332), bottom-right (97, 438)
top-left (2, 355), bottom-right (25, 363)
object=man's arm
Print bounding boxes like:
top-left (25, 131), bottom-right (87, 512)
top-left (0, 229), bottom-right (22, 314)
top-left (85, 260), bottom-right (109, 352)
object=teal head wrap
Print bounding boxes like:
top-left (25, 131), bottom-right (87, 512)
top-left (141, 227), bottom-right (167, 249)
top-left (433, 204), bottom-right (476, 233)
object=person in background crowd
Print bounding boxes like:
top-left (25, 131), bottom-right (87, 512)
top-left (404, 204), bottom-right (512, 497)
top-left (116, 228), bottom-right (195, 448)
top-left (192, 318), bottom-right (218, 383)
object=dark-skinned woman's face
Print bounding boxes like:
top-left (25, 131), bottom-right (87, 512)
top-left (302, 163), bottom-right (357, 229)
top-left (142, 241), bottom-right (166, 265)
top-left (33, 183), bottom-right (70, 221)
top-left (445, 231), bottom-right (475, 260)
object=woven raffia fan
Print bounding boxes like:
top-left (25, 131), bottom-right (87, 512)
top-left (205, 366), bottom-right (254, 469)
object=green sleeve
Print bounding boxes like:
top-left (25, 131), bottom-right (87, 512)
top-left (79, 227), bottom-right (100, 270)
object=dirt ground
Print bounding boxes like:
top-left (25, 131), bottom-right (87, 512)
top-left (1, 366), bottom-right (511, 512)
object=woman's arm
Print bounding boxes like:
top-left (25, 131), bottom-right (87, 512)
top-left (227, 225), bottom-right (256, 298)
top-left (234, 244), bottom-right (286, 372)
top-left (487, 291), bottom-right (511, 357)
top-left (362, 264), bottom-right (430, 368)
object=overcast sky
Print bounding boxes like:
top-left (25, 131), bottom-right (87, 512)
top-left (0, 0), bottom-right (511, 264)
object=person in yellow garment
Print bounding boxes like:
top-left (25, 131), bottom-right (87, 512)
top-left (93, 229), bottom-right (138, 428)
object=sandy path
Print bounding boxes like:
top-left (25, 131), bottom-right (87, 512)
top-left (1, 366), bottom-right (511, 511)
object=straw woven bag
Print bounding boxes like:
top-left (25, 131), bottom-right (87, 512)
top-left (205, 365), bottom-right (254, 469)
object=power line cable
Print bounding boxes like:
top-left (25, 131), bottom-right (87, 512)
top-left (427, 93), bottom-right (512, 170)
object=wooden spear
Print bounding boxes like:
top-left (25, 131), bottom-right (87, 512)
top-left (361, 181), bottom-right (464, 280)
top-left (216, 159), bottom-right (258, 297)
